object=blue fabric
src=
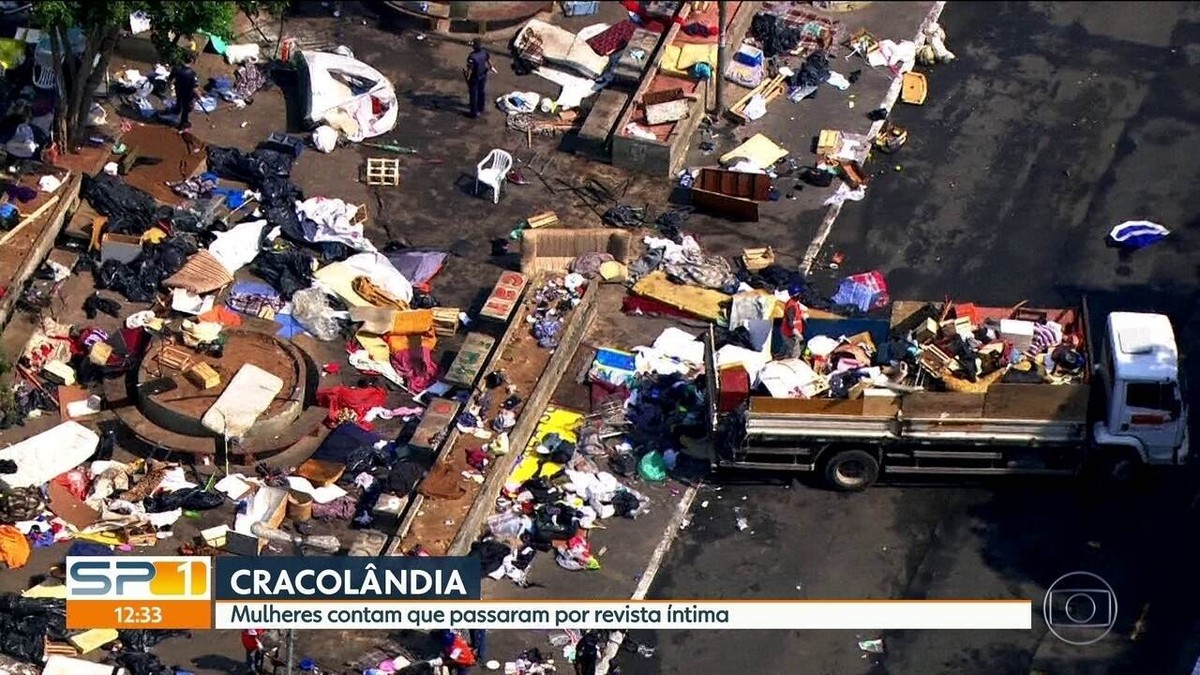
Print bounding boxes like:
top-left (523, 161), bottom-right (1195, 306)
top-left (67, 541), bottom-right (111, 557)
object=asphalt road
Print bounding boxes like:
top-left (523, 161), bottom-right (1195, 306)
top-left (615, 3), bottom-right (1200, 675)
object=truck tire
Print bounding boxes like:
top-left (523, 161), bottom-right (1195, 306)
top-left (1094, 449), bottom-right (1141, 483)
top-left (823, 449), bottom-right (879, 492)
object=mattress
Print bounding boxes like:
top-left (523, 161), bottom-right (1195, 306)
top-left (0, 421), bottom-right (98, 488)
top-left (297, 50), bottom-right (398, 140)
top-left (514, 19), bottom-right (611, 80)
top-left (660, 43), bottom-right (719, 78)
top-left (201, 364), bottom-right (284, 438)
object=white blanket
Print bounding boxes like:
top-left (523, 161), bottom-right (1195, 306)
top-left (298, 50), bottom-right (398, 141)
top-left (515, 19), bottom-right (610, 80)
top-left (297, 197), bottom-right (374, 252)
top-left (202, 364), bottom-right (284, 438)
top-left (0, 422), bottom-right (98, 488)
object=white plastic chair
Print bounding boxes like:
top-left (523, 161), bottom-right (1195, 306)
top-left (32, 46), bottom-right (55, 90)
top-left (475, 149), bottom-right (513, 204)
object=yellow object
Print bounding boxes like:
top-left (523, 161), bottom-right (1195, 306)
top-left (313, 261), bottom-right (372, 307)
top-left (901, 71), bottom-right (928, 105)
top-left (22, 583), bottom-right (68, 599)
top-left (659, 43), bottom-right (719, 78)
top-left (390, 309), bottom-right (435, 336)
top-left (720, 133), bottom-right (789, 168)
top-left (632, 271), bottom-right (731, 324)
top-left (73, 531), bottom-right (122, 546)
top-left (0, 524), bottom-right (31, 569)
top-left (141, 227), bottom-right (168, 244)
top-left (524, 407), bottom-right (584, 453)
top-left (0, 38), bottom-right (26, 71)
top-left (69, 628), bottom-right (119, 654)
top-left (356, 334), bottom-right (391, 362)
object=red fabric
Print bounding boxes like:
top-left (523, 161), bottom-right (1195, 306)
top-left (586, 20), bottom-right (637, 56)
top-left (621, 295), bottom-right (706, 322)
top-left (52, 469), bottom-right (91, 501)
top-left (391, 347), bottom-right (440, 392)
top-left (241, 629), bottom-right (264, 651)
top-left (316, 386), bottom-right (388, 430)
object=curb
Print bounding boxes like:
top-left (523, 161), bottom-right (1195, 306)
top-left (594, 484), bottom-right (699, 675)
top-left (800, 0), bottom-right (948, 275)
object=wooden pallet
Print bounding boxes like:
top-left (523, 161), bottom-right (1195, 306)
top-left (726, 73), bottom-right (787, 124)
top-left (365, 158), bottom-right (400, 186)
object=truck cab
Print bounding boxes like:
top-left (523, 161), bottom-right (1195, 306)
top-left (1092, 312), bottom-right (1189, 469)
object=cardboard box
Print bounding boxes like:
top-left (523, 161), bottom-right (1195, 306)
top-left (185, 362), bottom-right (221, 389)
top-left (914, 317), bottom-right (939, 343)
top-left (999, 319), bottom-right (1036, 351)
top-left (227, 486), bottom-right (288, 555)
top-left (101, 233), bottom-right (143, 264)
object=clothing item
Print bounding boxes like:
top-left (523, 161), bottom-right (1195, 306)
top-left (781, 297), bottom-right (808, 339)
top-left (466, 48), bottom-right (491, 82)
top-left (469, 77), bottom-right (488, 116)
top-left (240, 629), bottom-right (264, 652)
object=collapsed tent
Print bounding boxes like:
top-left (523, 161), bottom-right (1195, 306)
top-left (297, 50), bottom-right (398, 141)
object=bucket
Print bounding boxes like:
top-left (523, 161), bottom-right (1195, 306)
top-left (287, 490), bottom-right (313, 522)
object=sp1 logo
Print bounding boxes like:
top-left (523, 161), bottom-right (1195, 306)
top-left (67, 557), bottom-right (210, 599)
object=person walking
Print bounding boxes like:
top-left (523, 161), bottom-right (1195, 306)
top-left (574, 630), bottom-right (602, 675)
top-left (463, 38), bottom-right (497, 118)
top-left (240, 628), bottom-right (266, 673)
top-left (469, 628), bottom-right (487, 663)
top-left (169, 51), bottom-right (200, 132)
top-left (780, 288), bottom-right (810, 358)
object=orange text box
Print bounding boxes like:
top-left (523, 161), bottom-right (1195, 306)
top-left (67, 599), bottom-right (212, 630)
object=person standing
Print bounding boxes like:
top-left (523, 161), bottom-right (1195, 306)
top-left (169, 51), bottom-right (200, 132)
top-left (781, 291), bottom-right (810, 358)
top-left (240, 628), bottom-right (265, 673)
top-left (469, 629), bottom-right (487, 663)
top-left (463, 38), bottom-right (497, 119)
top-left (574, 630), bottom-right (602, 675)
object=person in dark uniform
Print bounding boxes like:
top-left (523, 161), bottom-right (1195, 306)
top-left (169, 52), bottom-right (200, 131)
top-left (463, 38), bottom-right (496, 118)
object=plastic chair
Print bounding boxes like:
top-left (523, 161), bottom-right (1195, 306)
top-left (33, 46), bottom-right (55, 90)
top-left (475, 149), bottom-right (513, 204)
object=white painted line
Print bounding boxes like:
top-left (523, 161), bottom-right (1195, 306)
top-left (801, 1), bottom-right (948, 275)
top-left (595, 484), bottom-right (699, 675)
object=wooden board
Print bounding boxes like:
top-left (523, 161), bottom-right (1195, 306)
top-left (900, 392), bottom-right (986, 419)
top-left (443, 332), bottom-right (496, 387)
top-left (691, 186), bottom-right (760, 221)
top-left (631, 271), bottom-right (730, 323)
top-left (749, 396), bottom-right (866, 416)
top-left (697, 167), bottom-right (772, 201)
top-left (983, 383), bottom-right (1089, 422)
top-left (409, 397), bottom-right (461, 450)
top-left (479, 271), bottom-right (528, 322)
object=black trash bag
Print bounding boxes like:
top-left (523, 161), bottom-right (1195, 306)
top-left (410, 291), bottom-right (438, 309)
top-left (80, 173), bottom-right (162, 235)
top-left (0, 459), bottom-right (15, 474)
top-left (791, 50), bottom-right (831, 89)
top-left (117, 629), bottom-right (190, 652)
top-left (750, 12), bottom-right (802, 57)
top-left (83, 293), bottom-right (121, 319)
top-left (94, 236), bottom-right (199, 302)
top-left (144, 487), bottom-right (224, 513)
top-left (0, 595), bottom-right (66, 663)
top-left (253, 248), bottom-right (314, 299)
top-left (387, 459), bottom-right (426, 495)
top-left (115, 650), bottom-right (174, 675)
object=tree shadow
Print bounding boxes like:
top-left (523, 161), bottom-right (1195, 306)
top-left (191, 653), bottom-right (246, 672)
top-left (405, 90), bottom-right (466, 114)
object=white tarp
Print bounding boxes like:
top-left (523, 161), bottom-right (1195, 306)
top-left (759, 358), bottom-right (827, 399)
top-left (298, 50), bottom-right (398, 141)
top-left (314, 251), bottom-right (414, 306)
top-left (296, 197), bottom-right (375, 252)
top-left (0, 421), bottom-right (98, 488)
top-left (43, 655), bottom-right (127, 675)
top-left (208, 219), bottom-right (268, 274)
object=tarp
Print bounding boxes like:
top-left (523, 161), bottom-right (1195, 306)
top-left (385, 250), bottom-right (448, 288)
top-left (297, 50), bottom-right (398, 141)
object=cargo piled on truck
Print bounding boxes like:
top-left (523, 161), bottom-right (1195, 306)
top-left (706, 298), bottom-right (1189, 490)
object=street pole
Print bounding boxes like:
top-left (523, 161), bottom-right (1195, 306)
top-left (714, 1), bottom-right (728, 115)
top-left (286, 629), bottom-right (295, 674)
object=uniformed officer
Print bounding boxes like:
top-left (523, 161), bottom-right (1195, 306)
top-left (463, 38), bottom-right (497, 118)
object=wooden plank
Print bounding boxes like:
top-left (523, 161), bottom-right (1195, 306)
top-left (691, 186), bottom-right (759, 221)
top-left (750, 396), bottom-right (865, 416)
top-left (479, 271), bottom-right (528, 322)
top-left (0, 194), bottom-right (60, 247)
top-left (983, 383), bottom-right (1090, 422)
top-left (698, 167), bottom-right (771, 201)
top-left (901, 392), bottom-right (986, 419)
top-left (443, 332), bottom-right (497, 387)
top-left (409, 397), bottom-right (461, 450)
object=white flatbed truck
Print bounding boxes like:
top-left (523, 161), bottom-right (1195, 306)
top-left (703, 300), bottom-right (1189, 491)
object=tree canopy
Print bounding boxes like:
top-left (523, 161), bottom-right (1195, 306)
top-left (29, 1), bottom-right (285, 148)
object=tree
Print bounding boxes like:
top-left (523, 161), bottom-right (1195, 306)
top-left (31, 1), bottom-right (283, 150)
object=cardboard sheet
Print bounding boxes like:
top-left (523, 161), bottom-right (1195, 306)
top-left (720, 133), bottom-right (789, 170)
top-left (0, 422), bottom-right (98, 488)
top-left (631, 271), bottom-right (730, 324)
top-left (69, 628), bottom-right (119, 654)
top-left (43, 656), bottom-right (127, 675)
top-left (201, 364), bottom-right (284, 438)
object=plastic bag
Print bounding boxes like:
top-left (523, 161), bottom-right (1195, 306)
top-left (312, 125), bottom-right (338, 153)
top-left (144, 487), bottom-right (224, 513)
top-left (638, 451), bottom-right (668, 482)
top-left (291, 286), bottom-right (341, 341)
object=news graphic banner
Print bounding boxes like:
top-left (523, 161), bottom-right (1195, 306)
top-left (67, 556), bottom-right (1034, 631)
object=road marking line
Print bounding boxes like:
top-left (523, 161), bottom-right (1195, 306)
top-left (801, 0), bottom-right (948, 275)
top-left (595, 484), bottom-right (699, 675)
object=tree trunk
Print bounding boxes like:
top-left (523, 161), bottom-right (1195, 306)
top-left (49, 29), bottom-right (69, 153)
top-left (64, 26), bottom-right (121, 150)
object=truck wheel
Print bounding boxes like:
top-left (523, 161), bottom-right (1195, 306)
top-left (1096, 450), bottom-right (1141, 483)
top-left (823, 450), bottom-right (879, 492)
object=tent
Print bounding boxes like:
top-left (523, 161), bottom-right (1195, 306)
top-left (297, 50), bottom-right (398, 141)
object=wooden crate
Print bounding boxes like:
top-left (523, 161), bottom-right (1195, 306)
top-left (741, 246), bottom-right (775, 271)
top-left (365, 158), bottom-right (400, 186)
top-left (185, 362), bottom-right (221, 389)
top-left (526, 211), bottom-right (559, 229)
top-left (431, 307), bottom-right (460, 336)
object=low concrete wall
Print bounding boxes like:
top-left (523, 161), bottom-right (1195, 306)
top-left (0, 174), bottom-right (81, 332)
top-left (446, 278), bottom-right (599, 556)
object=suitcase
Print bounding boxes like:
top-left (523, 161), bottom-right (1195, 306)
top-left (718, 366), bottom-right (750, 412)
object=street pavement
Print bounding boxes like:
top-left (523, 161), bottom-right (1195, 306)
top-left (614, 2), bottom-right (1200, 674)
